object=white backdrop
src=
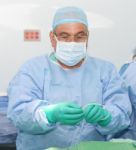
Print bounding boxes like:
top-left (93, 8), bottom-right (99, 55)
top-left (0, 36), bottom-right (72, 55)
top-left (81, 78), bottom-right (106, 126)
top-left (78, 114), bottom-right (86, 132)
top-left (0, 0), bottom-right (136, 92)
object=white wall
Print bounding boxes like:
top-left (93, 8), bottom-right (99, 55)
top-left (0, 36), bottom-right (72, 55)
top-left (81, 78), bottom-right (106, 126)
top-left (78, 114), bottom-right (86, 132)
top-left (0, 0), bottom-right (136, 92)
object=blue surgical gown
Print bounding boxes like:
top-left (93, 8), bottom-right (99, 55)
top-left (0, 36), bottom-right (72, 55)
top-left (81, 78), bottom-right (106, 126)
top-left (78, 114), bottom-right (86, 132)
top-left (7, 55), bottom-right (132, 150)
top-left (114, 62), bottom-right (136, 139)
top-left (119, 63), bottom-right (130, 76)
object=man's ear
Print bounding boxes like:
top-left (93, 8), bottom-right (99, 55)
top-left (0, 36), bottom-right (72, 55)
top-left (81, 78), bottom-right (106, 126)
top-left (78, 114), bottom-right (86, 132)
top-left (49, 31), bottom-right (57, 49)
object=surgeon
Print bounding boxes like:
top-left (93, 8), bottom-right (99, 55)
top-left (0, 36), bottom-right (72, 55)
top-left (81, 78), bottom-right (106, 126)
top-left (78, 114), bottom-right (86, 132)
top-left (119, 48), bottom-right (136, 75)
top-left (7, 6), bottom-right (132, 150)
top-left (113, 49), bottom-right (136, 139)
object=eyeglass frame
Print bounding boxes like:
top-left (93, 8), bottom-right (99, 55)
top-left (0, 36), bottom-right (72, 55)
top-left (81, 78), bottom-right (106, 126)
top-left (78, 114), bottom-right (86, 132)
top-left (53, 31), bottom-right (89, 42)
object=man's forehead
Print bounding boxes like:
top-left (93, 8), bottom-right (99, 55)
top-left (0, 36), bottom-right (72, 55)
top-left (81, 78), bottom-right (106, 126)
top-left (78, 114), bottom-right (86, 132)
top-left (54, 23), bottom-right (88, 34)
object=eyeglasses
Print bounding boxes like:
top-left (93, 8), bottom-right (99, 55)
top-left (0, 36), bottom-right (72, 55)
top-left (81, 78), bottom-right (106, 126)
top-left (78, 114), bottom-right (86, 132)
top-left (54, 32), bottom-right (88, 42)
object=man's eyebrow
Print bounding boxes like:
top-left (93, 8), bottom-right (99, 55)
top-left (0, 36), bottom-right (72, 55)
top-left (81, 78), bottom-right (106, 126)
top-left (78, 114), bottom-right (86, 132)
top-left (57, 31), bottom-right (88, 36)
top-left (58, 32), bottom-right (70, 35)
top-left (75, 31), bottom-right (88, 35)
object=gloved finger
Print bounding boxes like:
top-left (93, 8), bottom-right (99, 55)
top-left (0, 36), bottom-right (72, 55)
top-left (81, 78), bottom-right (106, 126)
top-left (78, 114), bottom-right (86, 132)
top-left (85, 105), bottom-right (101, 119)
top-left (100, 109), bottom-right (110, 120)
top-left (62, 106), bottom-right (83, 114)
top-left (67, 103), bottom-right (82, 109)
top-left (62, 112), bottom-right (84, 120)
top-left (86, 107), bottom-right (103, 123)
top-left (61, 117), bottom-right (83, 125)
top-left (98, 114), bottom-right (112, 126)
top-left (84, 104), bottom-right (95, 117)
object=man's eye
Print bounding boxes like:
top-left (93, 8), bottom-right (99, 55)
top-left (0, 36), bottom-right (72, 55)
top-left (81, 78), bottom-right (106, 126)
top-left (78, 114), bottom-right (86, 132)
top-left (61, 36), bottom-right (69, 39)
top-left (76, 36), bottom-right (83, 39)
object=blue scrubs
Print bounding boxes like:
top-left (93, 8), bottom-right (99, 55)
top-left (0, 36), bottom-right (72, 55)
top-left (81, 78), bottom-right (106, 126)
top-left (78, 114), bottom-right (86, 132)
top-left (119, 63), bottom-right (130, 76)
top-left (114, 62), bottom-right (136, 140)
top-left (7, 54), bottom-right (131, 150)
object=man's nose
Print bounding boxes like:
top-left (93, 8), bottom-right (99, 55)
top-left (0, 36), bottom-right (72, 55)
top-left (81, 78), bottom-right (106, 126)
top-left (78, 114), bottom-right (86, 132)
top-left (68, 36), bottom-right (76, 42)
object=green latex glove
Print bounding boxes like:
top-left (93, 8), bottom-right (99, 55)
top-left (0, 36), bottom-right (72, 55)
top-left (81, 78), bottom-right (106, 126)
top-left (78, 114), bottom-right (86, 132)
top-left (43, 102), bottom-right (84, 125)
top-left (84, 104), bottom-right (111, 126)
top-left (97, 109), bottom-right (112, 127)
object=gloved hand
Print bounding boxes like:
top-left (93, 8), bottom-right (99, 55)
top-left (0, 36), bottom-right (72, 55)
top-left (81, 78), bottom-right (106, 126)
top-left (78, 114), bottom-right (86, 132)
top-left (97, 109), bottom-right (112, 127)
top-left (43, 102), bottom-right (84, 125)
top-left (84, 104), bottom-right (111, 127)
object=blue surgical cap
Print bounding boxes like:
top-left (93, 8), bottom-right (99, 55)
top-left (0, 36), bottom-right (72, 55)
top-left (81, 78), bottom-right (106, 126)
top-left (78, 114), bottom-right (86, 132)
top-left (52, 6), bottom-right (88, 30)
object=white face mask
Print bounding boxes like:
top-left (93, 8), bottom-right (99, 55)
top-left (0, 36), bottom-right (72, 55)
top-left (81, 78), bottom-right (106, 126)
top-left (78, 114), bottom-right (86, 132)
top-left (55, 40), bottom-right (87, 66)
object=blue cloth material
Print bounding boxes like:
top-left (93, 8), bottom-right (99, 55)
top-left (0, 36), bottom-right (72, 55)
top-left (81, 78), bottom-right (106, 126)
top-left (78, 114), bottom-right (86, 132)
top-left (0, 96), bottom-right (17, 144)
top-left (113, 62), bottom-right (136, 140)
top-left (119, 63), bottom-right (130, 76)
top-left (52, 6), bottom-right (88, 30)
top-left (7, 55), bottom-right (131, 150)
